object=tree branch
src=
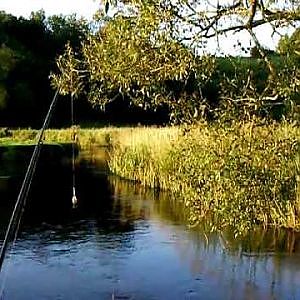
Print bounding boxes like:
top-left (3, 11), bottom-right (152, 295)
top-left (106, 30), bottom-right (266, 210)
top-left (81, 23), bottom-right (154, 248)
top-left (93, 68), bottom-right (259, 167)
top-left (179, 9), bottom-right (300, 40)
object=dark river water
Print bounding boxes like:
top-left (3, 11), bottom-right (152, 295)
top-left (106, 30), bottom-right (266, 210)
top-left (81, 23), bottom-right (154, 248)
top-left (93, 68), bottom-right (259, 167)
top-left (1, 147), bottom-right (300, 299)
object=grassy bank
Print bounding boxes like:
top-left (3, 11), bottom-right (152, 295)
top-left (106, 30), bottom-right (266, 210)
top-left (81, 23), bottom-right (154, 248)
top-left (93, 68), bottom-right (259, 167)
top-left (0, 127), bottom-right (119, 147)
top-left (108, 122), bottom-right (300, 234)
top-left (1, 123), bottom-right (299, 234)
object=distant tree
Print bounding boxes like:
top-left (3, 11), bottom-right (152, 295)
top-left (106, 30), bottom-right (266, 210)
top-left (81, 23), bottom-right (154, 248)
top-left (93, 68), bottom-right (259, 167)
top-left (47, 14), bottom-right (89, 52)
top-left (276, 27), bottom-right (300, 118)
top-left (0, 11), bottom-right (90, 127)
top-left (0, 46), bottom-right (15, 109)
top-left (250, 46), bottom-right (278, 58)
top-left (277, 28), bottom-right (300, 56)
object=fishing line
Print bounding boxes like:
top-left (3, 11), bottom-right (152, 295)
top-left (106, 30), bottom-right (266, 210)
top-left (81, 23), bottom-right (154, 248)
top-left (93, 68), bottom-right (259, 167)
top-left (0, 89), bottom-right (59, 297)
top-left (71, 93), bottom-right (78, 209)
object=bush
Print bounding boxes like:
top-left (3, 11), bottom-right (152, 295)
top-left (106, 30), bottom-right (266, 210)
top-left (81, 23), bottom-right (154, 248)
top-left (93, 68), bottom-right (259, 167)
top-left (108, 122), bottom-right (300, 234)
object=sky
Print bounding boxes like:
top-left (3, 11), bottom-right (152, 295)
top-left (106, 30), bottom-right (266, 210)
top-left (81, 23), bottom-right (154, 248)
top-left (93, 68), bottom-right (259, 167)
top-left (0, 0), bottom-right (100, 19)
top-left (0, 0), bottom-right (290, 55)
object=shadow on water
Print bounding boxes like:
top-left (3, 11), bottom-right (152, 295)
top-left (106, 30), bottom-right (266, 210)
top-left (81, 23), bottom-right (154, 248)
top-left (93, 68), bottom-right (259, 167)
top-left (1, 146), bottom-right (300, 299)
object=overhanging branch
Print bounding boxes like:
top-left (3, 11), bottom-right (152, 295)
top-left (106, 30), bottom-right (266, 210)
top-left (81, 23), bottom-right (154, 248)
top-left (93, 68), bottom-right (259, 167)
top-left (170, 2), bottom-right (299, 40)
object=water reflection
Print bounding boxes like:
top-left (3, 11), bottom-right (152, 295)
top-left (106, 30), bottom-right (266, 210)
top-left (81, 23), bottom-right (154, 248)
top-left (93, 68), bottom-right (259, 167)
top-left (106, 176), bottom-right (300, 300)
top-left (0, 147), bottom-right (300, 299)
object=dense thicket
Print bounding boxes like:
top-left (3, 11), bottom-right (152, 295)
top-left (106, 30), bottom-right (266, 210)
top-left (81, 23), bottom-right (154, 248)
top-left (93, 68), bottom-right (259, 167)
top-left (0, 10), bottom-right (90, 127)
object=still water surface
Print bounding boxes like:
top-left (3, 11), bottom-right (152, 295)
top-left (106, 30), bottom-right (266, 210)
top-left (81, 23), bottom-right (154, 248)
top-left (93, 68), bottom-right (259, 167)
top-left (1, 148), bottom-right (300, 299)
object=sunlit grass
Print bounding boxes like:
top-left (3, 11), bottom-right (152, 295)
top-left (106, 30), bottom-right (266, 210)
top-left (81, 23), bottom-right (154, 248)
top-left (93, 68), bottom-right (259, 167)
top-left (1, 122), bottom-right (299, 234)
top-left (108, 121), bottom-right (300, 234)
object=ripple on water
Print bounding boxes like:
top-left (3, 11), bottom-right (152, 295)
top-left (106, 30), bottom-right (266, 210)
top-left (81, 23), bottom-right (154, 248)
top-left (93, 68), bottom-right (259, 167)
top-left (1, 160), bottom-right (300, 299)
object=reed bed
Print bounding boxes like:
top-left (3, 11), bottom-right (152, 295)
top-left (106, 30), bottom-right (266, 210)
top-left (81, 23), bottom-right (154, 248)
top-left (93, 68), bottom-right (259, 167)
top-left (108, 122), bottom-right (300, 234)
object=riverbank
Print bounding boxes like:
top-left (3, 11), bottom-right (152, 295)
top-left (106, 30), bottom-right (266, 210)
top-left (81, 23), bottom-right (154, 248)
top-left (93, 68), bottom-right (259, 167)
top-left (1, 123), bottom-right (299, 234)
top-left (106, 122), bottom-right (300, 234)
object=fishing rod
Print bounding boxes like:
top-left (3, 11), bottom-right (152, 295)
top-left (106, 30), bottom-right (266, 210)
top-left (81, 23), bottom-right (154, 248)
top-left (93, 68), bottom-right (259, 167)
top-left (0, 89), bottom-right (60, 271)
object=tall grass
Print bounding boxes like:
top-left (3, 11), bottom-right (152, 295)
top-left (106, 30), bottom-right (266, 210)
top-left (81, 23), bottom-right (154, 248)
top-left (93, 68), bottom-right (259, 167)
top-left (1, 123), bottom-right (299, 234)
top-left (0, 127), bottom-right (117, 147)
top-left (108, 126), bottom-right (180, 188)
top-left (109, 122), bottom-right (300, 234)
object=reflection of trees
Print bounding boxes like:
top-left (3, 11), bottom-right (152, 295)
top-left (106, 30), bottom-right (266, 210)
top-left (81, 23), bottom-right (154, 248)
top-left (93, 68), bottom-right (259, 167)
top-left (108, 176), bottom-right (300, 299)
top-left (153, 225), bottom-right (300, 299)
top-left (78, 147), bottom-right (109, 173)
top-left (108, 174), bottom-right (300, 254)
top-left (5, 153), bottom-right (300, 299)
top-left (109, 175), bottom-right (155, 223)
top-left (221, 227), bottom-right (300, 255)
top-left (108, 175), bottom-right (189, 225)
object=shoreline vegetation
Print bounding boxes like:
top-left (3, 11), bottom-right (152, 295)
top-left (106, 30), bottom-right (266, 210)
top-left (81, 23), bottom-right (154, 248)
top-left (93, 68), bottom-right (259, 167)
top-left (1, 122), bottom-right (299, 234)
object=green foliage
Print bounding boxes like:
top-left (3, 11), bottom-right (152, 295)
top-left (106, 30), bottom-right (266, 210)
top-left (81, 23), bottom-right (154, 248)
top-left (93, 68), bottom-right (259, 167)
top-left (82, 14), bottom-right (209, 104)
top-left (52, 0), bottom-right (300, 124)
top-left (0, 46), bottom-right (16, 111)
top-left (0, 46), bottom-right (16, 81)
top-left (52, 2), bottom-right (215, 122)
top-left (47, 13), bottom-right (89, 52)
top-left (50, 43), bottom-right (84, 97)
top-left (0, 10), bottom-right (89, 127)
top-left (108, 123), bottom-right (300, 234)
top-left (0, 127), bottom-right (11, 138)
top-left (277, 28), bottom-right (300, 57)
top-left (0, 84), bottom-right (8, 110)
top-left (209, 55), bottom-right (300, 122)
